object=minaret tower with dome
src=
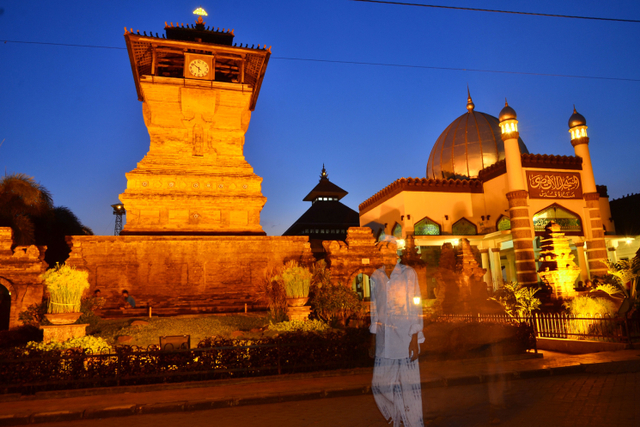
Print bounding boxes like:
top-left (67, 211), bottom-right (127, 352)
top-left (569, 108), bottom-right (608, 277)
top-left (499, 101), bottom-right (538, 286)
top-left (119, 9), bottom-right (270, 235)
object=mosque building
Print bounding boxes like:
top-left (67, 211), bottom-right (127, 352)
top-left (359, 93), bottom-right (624, 296)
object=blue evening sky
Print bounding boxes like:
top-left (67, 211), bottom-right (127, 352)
top-left (1, 1), bottom-right (639, 236)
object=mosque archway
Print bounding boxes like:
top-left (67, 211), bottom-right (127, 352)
top-left (533, 204), bottom-right (583, 235)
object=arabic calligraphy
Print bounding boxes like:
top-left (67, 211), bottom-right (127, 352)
top-left (527, 172), bottom-right (582, 199)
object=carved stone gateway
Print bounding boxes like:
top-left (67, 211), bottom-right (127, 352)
top-left (0, 228), bottom-right (47, 329)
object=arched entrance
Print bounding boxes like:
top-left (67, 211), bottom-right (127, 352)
top-left (0, 283), bottom-right (11, 330)
top-left (533, 204), bottom-right (583, 235)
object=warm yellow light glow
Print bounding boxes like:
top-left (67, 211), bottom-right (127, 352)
top-left (626, 238), bottom-right (633, 244)
top-left (193, 7), bottom-right (208, 16)
top-left (413, 296), bottom-right (421, 305)
top-left (396, 239), bottom-right (406, 249)
top-left (452, 239), bottom-right (459, 246)
top-left (499, 120), bottom-right (518, 135)
top-left (570, 126), bottom-right (588, 140)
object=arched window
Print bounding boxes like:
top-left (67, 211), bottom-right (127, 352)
top-left (392, 223), bottom-right (402, 239)
top-left (452, 217), bottom-right (477, 235)
top-left (497, 215), bottom-right (511, 231)
top-left (533, 204), bottom-right (582, 233)
top-left (414, 217), bottom-right (441, 236)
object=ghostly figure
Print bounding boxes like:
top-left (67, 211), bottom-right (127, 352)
top-left (370, 241), bottom-right (425, 427)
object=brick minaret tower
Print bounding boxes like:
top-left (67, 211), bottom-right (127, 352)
top-left (499, 101), bottom-right (538, 285)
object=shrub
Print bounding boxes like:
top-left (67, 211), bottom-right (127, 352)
top-left (592, 284), bottom-right (624, 297)
top-left (18, 301), bottom-right (47, 326)
top-left (564, 295), bottom-right (617, 317)
top-left (268, 319), bottom-right (329, 333)
top-left (77, 296), bottom-right (102, 326)
top-left (312, 282), bottom-right (362, 327)
top-left (260, 265), bottom-right (288, 323)
top-left (41, 263), bottom-right (90, 313)
top-left (25, 335), bottom-right (112, 354)
top-left (490, 282), bottom-right (541, 318)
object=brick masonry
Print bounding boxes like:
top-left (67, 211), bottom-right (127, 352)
top-left (0, 227), bottom-right (48, 329)
top-left (65, 234), bottom-right (314, 314)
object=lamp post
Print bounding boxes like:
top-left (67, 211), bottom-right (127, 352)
top-left (111, 203), bottom-right (126, 236)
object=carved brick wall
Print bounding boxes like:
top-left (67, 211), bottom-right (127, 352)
top-left (0, 228), bottom-right (47, 329)
top-left (65, 234), bottom-right (313, 314)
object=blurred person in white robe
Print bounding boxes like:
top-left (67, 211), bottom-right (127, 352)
top-left (369, 238), bottom-right (425, 427)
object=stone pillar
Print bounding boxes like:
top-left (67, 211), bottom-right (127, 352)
top-left (480, 249), bottom-right (493, 292)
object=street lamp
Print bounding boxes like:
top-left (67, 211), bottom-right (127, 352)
top-left (111, 203), bottom-right (126, 236)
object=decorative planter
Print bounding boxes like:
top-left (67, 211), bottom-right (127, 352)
top-left (286, 297), bottom-right (309, 307)
top-left (45, 312), bottom-right (83, 325)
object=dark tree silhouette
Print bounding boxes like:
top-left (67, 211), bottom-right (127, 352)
top-left (0, 173), bottom-right (93, 265)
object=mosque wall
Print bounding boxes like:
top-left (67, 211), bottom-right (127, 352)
top-left (65, 235), bottom-right (313, 313)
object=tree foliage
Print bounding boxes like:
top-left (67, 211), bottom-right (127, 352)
top-left (0, 173), bottom-right (93, 265)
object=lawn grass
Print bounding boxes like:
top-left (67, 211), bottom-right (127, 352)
top-left (88, 313), bottom-right (271, 348)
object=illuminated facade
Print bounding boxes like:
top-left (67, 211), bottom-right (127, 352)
top-left (360, 94), bottom-right (622, 293)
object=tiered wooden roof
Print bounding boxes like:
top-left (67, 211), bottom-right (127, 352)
top-left (124, 16), bottom-right (270, 110)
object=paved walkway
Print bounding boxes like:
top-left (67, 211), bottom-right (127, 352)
top-left (1, 349), bottom-right (639, 426)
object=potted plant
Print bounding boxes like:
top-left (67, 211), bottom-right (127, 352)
top-left (41, 263), bottom-right (90, 325)
top-left (279, 260), bottom-right (312, 307)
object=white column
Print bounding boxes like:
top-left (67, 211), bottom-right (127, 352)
top-left (480, 250), bottom-right (492, 292)
top-left (490, 248), bottom-right (503, 288)
top-left (576, 243), bottom-right (589, 283)
top-left (506, 251), bottom-right (517, 283)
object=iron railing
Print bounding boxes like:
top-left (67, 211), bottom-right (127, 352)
top-left (434, 313), bottom-right (640, 344)
top-left (0, 330), bottom-right (371, 395)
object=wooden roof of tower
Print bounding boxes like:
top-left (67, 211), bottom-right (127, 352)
top-left (124, 16), bottom-right (270, 110)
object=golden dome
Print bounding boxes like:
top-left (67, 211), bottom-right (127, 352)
top-left (499, 99), bottom-right (517, 122)
top-left (568, 106), bottom-right (587, 129)
top-left (426, 96), bottom-right (528, 179)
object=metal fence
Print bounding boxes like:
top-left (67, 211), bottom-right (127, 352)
top-left (435, 313), bottom-right (640, 344)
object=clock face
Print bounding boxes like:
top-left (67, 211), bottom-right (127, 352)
top-left (188, 59), bottom-right (209, 77)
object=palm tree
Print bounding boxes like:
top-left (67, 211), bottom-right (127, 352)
top-left (0, 173), bottom-right (53, 246)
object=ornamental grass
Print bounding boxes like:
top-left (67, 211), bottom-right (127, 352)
top-left (41, 263), bottom-right (90, 314)
top-left (280, 260), bottom-right (312, 298)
